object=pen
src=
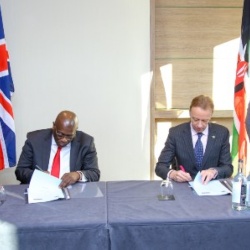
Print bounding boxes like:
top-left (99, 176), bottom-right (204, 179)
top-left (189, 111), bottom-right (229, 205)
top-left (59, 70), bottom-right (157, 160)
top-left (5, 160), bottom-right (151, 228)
top-left (35, 165), bottom-right (44, 172)
top-left (62, 188), bottom-right (71, 200)
top-left (222, 180), bottom-right (232, 192)
top-left (180, 165), bottom-right (186, 172)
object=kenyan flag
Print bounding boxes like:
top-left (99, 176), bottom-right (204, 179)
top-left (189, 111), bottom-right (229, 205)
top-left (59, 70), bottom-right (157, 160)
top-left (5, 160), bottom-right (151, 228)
top-left (231, 0), bottom-right (250, 175)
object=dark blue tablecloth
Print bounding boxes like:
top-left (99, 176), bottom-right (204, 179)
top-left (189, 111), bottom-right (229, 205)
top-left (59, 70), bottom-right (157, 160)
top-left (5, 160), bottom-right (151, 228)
top-left (107, 180), bottom-right (250, 250)
top-left (0, 182), bottom-right (109, 250)
top-left (1, 180), bottom-right (250, 250)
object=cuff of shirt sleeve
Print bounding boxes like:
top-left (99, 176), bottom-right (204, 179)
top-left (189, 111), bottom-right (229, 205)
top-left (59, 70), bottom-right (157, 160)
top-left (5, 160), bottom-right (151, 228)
top-left (210, 168), bottom-right (218, 179)
top-left (76, 171), bottom-right (88, 182)
top-left (167, 170), bottom-right (174, 179)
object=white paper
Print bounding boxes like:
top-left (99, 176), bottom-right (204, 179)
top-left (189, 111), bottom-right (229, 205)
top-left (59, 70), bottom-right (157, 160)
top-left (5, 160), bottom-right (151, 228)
top-left (189, 171), bottom-right (231, 196)
top-left (28, 170), bottom-right (65, 203)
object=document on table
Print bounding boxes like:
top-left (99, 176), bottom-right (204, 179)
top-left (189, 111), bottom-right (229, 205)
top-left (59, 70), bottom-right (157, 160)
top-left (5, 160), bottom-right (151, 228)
top-left (189, 171), bottom-right (231, 196)
top-left (28, 169), bottom-right (70, 203)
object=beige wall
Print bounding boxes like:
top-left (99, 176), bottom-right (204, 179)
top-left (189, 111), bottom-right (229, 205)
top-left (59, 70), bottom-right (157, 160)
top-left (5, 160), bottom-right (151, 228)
top-left (0, 0), bottom-right (151, 181)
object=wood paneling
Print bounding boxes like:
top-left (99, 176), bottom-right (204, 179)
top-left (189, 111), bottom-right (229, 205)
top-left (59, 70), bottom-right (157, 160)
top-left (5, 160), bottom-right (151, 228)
top-left (155, 0), bottom-right (242, 8)
top-left (155, 59), bottom-right (213, 108)
top-left (155, 8), bottom-right (242, 59)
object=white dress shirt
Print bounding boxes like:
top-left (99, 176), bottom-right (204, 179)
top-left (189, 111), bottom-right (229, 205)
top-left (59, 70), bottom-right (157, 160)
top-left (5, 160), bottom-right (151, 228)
top-left (47, 136), bottom-right (87, 181)
top-left (190, 124), bottom-right (209, 153)
top-left (47, 137), bottom-right (70, 178)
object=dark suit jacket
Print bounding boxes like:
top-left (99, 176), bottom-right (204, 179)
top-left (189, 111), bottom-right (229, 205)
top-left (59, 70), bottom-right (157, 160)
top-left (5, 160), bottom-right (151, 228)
top-left (155, 122), bottom-right (233, 180)
top-left (15, 129), bottom-right (100, 184)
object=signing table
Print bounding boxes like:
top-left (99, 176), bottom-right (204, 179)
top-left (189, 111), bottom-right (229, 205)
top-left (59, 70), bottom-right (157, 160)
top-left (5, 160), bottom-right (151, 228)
top-left (0, 182), bottom-right (109, 250)
top-left (107, 181), bottom-right (250, 250)
top-left (1, 181), bottom-right (250, 250)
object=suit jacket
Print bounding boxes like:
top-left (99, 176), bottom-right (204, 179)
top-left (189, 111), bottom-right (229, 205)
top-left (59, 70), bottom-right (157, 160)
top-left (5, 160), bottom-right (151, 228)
top-left (155, 122), bottom-right (233, 180)
top-left (15, 129), bottom-right (100, 184)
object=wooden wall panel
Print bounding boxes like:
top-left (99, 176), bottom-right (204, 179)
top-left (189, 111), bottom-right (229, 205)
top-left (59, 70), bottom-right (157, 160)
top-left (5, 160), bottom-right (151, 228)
top-left (155, 8), bottom-right (242, 59)
top-left (155, 59), bottom-right (213, 108)
top-left (153, 2), bottom-right (242, 109)
top-left (155, 0), bottom-right (242, 8)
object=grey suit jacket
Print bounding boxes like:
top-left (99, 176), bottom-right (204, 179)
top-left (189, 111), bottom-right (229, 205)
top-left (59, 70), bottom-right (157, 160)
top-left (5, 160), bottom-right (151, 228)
top-left (155, 122), bottom-right (233, 180)
top-left (15, 129), bottom-right (100, 184)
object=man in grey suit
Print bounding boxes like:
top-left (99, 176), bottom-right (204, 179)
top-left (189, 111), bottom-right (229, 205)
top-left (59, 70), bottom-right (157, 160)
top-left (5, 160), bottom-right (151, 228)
top-left (15, 110), bottom-right (100, 187)
top-left (155, 95), bottom-right (233, 184)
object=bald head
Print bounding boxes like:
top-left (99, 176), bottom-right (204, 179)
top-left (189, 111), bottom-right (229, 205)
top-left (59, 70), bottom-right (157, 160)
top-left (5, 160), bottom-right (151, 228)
top-left (53, 110), bottom-right (79, 147)
top-left (54, 110), bottom-right (78, 130)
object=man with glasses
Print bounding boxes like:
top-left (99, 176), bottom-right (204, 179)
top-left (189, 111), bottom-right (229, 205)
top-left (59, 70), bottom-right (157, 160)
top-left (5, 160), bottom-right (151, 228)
top-left (15, 110), bottom-right (100, 187)
top-left (155, 95), bottom-right (233, 184)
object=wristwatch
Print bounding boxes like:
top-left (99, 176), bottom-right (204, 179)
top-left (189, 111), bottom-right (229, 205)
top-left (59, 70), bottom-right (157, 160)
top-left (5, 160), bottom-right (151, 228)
top-left (76, 171), bottom-right (83, 181)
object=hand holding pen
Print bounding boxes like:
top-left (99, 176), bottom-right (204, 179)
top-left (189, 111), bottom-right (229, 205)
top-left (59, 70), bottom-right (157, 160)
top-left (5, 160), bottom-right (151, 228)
top-left (170, 165), bottom-right (192, 182)
top-left (179, 165), bottom-right (186, 172)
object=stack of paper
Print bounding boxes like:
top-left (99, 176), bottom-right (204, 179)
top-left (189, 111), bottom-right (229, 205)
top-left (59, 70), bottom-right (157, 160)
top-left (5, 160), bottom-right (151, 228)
top-left (28, 170), bottom-right (66, 203)
top-left (189, 172), bottom-right (231, 196)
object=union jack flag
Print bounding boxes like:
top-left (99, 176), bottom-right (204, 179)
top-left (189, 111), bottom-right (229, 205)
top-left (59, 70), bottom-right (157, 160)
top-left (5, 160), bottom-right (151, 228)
top-left (0, 7), bottom-right (16, 169)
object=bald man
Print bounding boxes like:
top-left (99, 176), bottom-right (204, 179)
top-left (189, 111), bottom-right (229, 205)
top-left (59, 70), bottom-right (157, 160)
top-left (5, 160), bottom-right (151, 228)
top-left (15, 110), bottom-right (100, 187)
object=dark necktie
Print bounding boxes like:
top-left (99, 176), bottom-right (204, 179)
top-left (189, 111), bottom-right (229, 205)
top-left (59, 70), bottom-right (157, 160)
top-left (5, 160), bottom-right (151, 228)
top-left (194, 133), bottom-right (203, 170)
top-left (51, 147), bottom-right (61, 178)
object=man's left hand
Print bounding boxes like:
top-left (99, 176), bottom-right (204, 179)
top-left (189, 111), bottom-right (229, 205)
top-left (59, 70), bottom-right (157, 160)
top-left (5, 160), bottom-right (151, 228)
top-left (59, 172), bottom-right (80, 188)
top-left (200, 169), bottom-right (218, 184)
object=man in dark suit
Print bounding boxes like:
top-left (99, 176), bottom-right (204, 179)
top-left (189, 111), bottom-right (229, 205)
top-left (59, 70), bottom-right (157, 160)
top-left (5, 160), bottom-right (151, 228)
top-left (155, 95), bottom-right (233, 184)
top-left (15, 110), bottom-right (100, 187)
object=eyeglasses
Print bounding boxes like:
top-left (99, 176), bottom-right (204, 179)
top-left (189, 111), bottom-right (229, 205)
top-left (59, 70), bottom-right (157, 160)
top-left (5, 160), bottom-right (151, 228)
top-left (191, 117), bottom-right (210, 125)
top-left (54, 127), bottom-right (75, 140)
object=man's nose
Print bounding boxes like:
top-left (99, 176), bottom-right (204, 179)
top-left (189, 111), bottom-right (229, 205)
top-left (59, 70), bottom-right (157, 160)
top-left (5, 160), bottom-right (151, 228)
top-left (197, 120), bottom-right (203, 127)
top-left (61, 137), bottom-right (68, 143)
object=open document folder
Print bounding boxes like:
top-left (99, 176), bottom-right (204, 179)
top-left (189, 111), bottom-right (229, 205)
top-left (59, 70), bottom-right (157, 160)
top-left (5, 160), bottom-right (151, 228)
top-left (28, 170), bottom-right (70, 203)
top-left (189, 171), bottom-right (231, 196)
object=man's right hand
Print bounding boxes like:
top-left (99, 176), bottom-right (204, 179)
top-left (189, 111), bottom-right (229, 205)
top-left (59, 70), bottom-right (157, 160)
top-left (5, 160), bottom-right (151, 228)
top-left (169, 170), bottom-right (192, 182)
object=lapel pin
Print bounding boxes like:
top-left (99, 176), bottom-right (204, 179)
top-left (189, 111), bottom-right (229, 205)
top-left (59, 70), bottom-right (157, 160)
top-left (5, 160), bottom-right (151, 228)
top-left (212, 135), bottom-right (215, 139)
